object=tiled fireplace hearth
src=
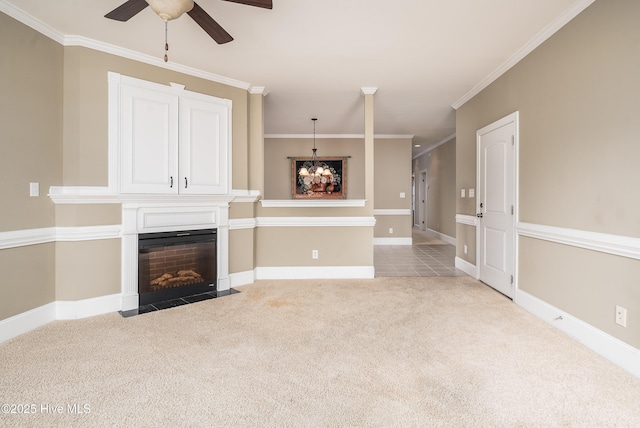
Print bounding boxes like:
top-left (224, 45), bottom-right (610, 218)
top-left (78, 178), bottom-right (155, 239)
top-left (120, 199), bottom-right (231, 314)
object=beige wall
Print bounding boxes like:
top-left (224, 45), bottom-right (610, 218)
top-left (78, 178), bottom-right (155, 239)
top-left (413, 138), bottom-right (456, 238)
top-left (375, 138), bottom-right (413, 239)
top-left (55, 205), bottom-right (121, 227)
top-left (61, 46), bottom-right (249, 188)
top-left (55, 240), bottom-right (121, 301)
top-left (0, 11), bottom-right (257, 319)
top-left (1, 12), bottom-right (63, 232)
top-left (263, 136), bottom-right (412, 240)
top-left (0, 244), bottom-right (56, 319)
top-left (259, 134), bottom-right (411, 265)
top-left (256, 227), bottom-right (373, 267)
top-left (456, 0), bottom-right (640, 348)
top-left (375, 139), bottom-right (412, 208)
top-left (57, 46), bottom-right (253, 299)
top-left (264, 138), bottom-right (365, 200)
top-left (0, 13), bottom-right (62, 320)
top-left (229, 202), bottom-right (256, 274)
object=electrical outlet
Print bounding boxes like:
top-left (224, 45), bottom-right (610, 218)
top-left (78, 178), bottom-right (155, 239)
top-left (464, 245), bottom-right (468, 254)
top-left (312, 250), bottom-right (319, 259)
top-left (615, 305), bottom-right (627, 327)
top-left (388, 228), bottom-right (393, 234)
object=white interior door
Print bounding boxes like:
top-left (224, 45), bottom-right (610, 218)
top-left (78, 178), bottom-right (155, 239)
top-left (477, 112), bottom-right (517, 298)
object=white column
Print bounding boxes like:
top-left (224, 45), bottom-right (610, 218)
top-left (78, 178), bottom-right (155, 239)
top-left (217, 205), bottom-right (231, 291)
top-left (361, 87), bottom-right (377, 213)
top-left (121, 205), bottom-right (139, 311)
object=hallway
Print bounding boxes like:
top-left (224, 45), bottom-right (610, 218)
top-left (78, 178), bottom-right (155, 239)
top-left (374, 229), bottom-right (467, 277)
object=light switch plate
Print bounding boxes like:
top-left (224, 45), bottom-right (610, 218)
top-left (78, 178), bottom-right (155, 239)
top-left (469, 188), bottom-right (475, 198)
top-left (30, 182), bottom-right (39, 197)
top-left (399, 192), bottom-right (405, 198)
top-left (460, 188), bottom-right (466, 198)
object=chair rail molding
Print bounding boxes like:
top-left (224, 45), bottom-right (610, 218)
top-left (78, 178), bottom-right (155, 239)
top-left (373, 209), bottom-right (411, 216)
top-left (455, 214), bottom-right (478, 226)
top-left (256, 217), bottom-right (376, 228)
top-left (261, 199), bottom-right (366, 208)
top-left (517, 222), bottom-right (640, 261)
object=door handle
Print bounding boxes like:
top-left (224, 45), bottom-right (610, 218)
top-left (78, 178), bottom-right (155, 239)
top-left (477, 213), bottom-right (483, 218)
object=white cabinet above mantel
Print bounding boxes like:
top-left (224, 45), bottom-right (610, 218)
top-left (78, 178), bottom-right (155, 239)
top-left (110, 72), bottom-right (231, 196)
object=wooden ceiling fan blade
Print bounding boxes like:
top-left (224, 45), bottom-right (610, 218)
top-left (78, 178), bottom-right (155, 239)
top-left (105, 0), bottom-right (149, 21)
top-left (187, 2), bottom-right (234, 44)
top-left (222, 0), bottom-right (273, 10)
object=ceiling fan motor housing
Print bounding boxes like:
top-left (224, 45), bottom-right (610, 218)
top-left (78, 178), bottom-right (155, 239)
top-left (146, 0), bottom-right (194, 21)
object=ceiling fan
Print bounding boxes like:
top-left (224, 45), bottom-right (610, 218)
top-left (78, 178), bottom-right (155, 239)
top-left (105, 0), bottom-right (273, 45)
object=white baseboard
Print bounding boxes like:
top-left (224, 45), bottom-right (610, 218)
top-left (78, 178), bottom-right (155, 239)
top-left (1, 294), bottom-right (121, 343)
top-left (229, 270), bottom-right (256, 288)
top-left (455, 257), bottom-right (478, 278)
top-left (0, 303), bottom-right (57, 344)
top-left (56, 293), bottom-right (122, 320)
top-left (426, 229), bottom-right (456, 246)
top-left (374, 237), bottom-right (412, 246)
top-left (256, 266), bottom-right (375, 280)
top-left (517, 289), bottom-right (640, 379)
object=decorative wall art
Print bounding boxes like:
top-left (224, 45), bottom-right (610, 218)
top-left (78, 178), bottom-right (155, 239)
top-left (290, 156), bottom-right (348, 199)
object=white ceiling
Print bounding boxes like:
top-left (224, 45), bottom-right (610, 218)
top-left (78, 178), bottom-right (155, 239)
top-left (3, 0), bottom-right (590, 156)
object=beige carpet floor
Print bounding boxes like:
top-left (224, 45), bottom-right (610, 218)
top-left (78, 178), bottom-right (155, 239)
top-left (1, 276), bottom-right (640, 427)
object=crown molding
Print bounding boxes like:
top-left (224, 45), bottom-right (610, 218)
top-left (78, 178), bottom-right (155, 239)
top-left (412, 133), bottom-right (456, 160)
top-left (63, 35), bottom-right (251, 90)
top-left (249, 86), bottom-right (269, 96)
top-left (451, 0), bottom-right (596, 110)
top-left (0, 1), bottom-right (253, 91)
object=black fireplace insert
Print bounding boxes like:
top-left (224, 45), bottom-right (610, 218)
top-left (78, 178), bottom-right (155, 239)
top-left (138, 229), bottom-right (217, 306)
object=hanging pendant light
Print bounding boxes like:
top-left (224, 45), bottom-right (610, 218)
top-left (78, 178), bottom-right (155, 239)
top-left (297, 118), bottom-right (335, 195)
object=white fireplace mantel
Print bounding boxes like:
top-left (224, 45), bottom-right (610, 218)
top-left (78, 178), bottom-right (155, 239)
top-left (120, 200), bottom-right (231, 312)
top-left (47, 187), bottom-right (261, 313)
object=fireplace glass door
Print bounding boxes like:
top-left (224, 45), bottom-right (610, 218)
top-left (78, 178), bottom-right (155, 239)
top-left (138, 229), bottom-right (217, 305)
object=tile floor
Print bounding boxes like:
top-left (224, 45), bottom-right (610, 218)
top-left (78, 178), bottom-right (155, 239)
top-left (374, 230), bottom-right (468, 278)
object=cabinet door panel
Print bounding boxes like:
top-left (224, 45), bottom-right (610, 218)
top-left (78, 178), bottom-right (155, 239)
top-left (179, 95), bottom-right (229, 194)
top-left (120, 84), bottom-right (178, 194)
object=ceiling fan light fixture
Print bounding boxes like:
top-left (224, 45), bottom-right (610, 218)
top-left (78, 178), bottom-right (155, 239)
top-left (146, 0), bottom-right (194, 21)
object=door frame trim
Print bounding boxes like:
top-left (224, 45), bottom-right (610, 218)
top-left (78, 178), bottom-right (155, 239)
top-left (417, 169), bottom-right (428, 230)
top-left (475, 111), bottom-right (519, 298)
